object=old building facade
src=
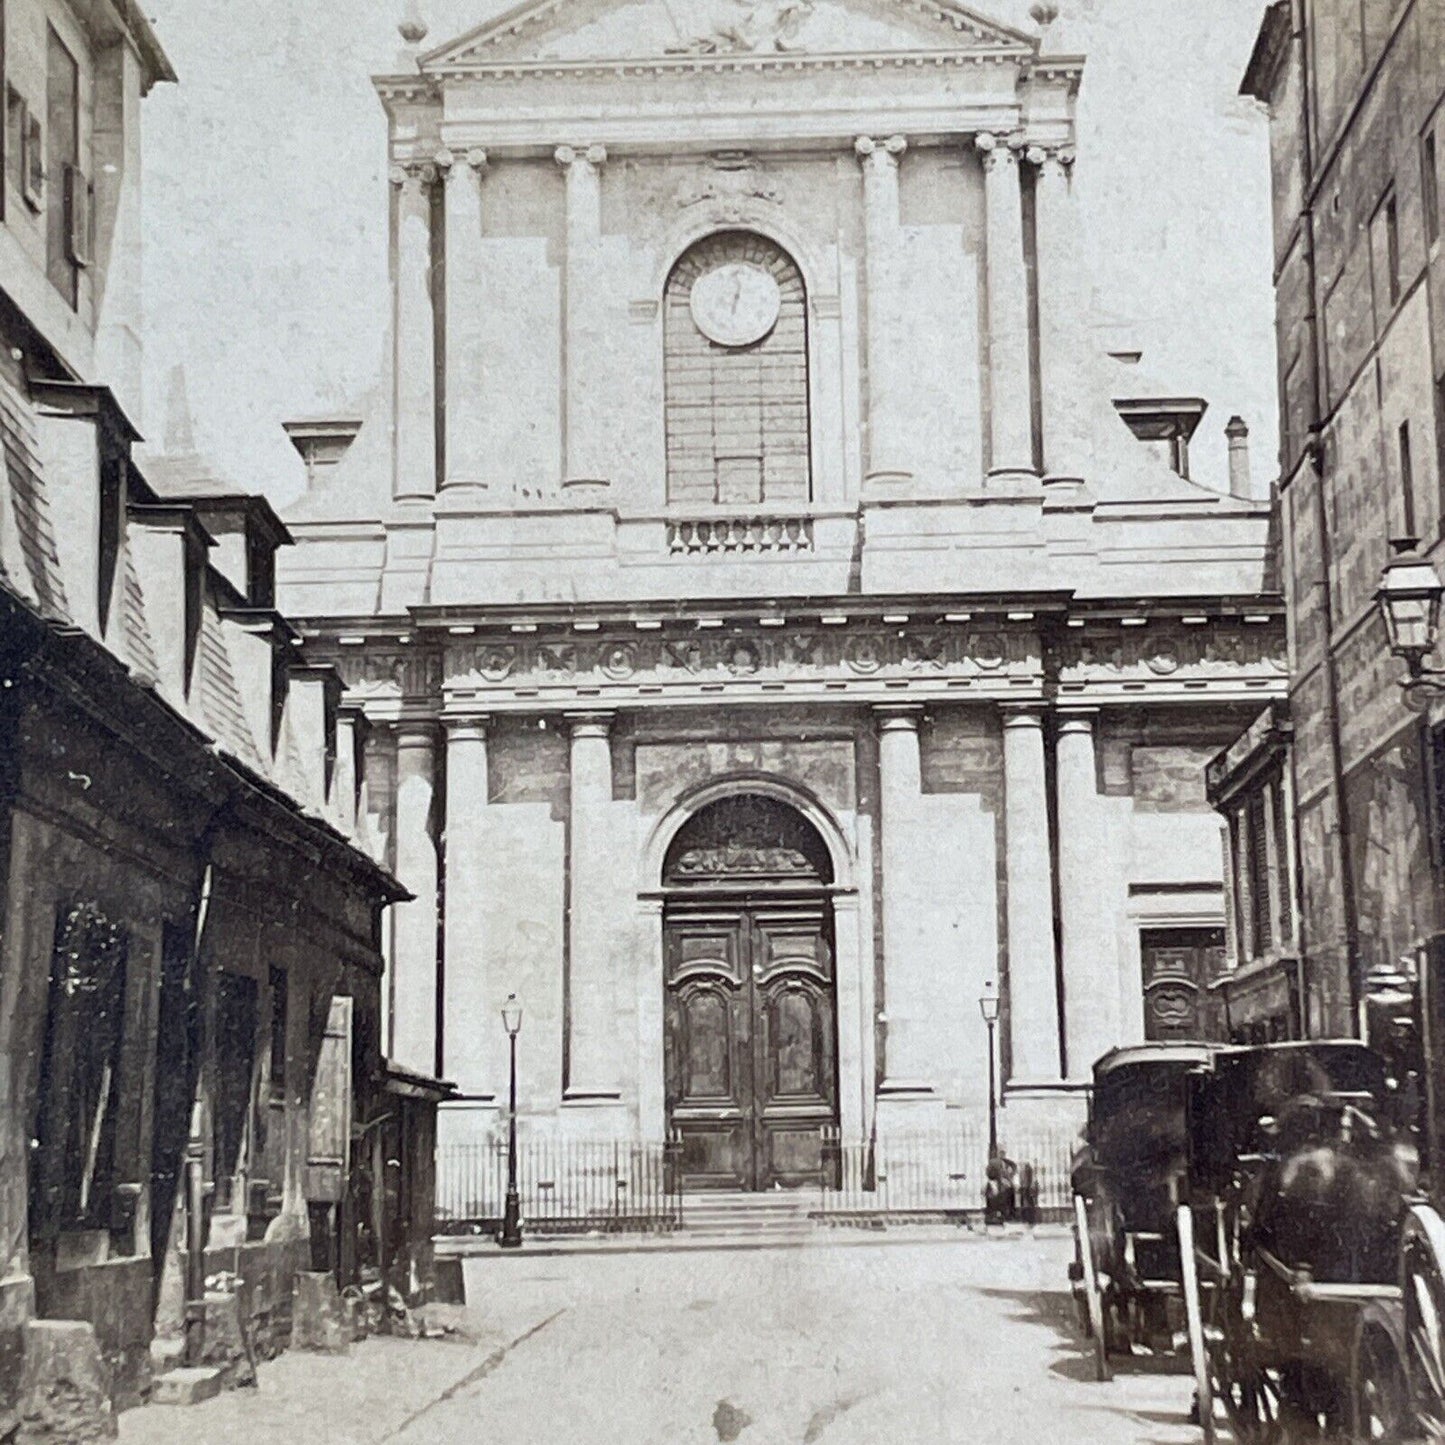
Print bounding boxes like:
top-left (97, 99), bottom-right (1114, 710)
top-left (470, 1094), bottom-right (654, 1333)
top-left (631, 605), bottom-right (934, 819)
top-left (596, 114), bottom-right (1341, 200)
top-left (281, 0), bottom-right (1287, 1190)
top-left (1239, 0), bottom-right (1445, 1039)
top-left (0, 0), bottom-right (433, 1429)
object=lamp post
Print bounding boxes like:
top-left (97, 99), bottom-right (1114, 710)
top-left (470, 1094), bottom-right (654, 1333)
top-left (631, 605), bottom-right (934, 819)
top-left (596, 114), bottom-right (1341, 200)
top-left (1376, 539), bottom-right (1445, 702)
top-left (499, 993), bottom-right (523, 1249)
top-left (979, 980), bottom-right (1000, 1160)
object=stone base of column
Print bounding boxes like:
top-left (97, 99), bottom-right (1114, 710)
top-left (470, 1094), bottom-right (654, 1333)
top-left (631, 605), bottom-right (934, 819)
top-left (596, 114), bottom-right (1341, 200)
top-left (874, 1084), bottom-right (947, 1137)
top-left (862, 468), bottom-right (914, 498)
top-left (561, 477), bottom-right (611, 505)
top-left (999, 1079), bottom-right (1088, 1141)
top-left (985, 465), bottom-right (1042, 494)
top-left (558, 1092), bottom-right (632, 1139)
top-left (438, 1096), bottom-right (502, 1150)
top-left (435, 479), bottom-right (492, 502)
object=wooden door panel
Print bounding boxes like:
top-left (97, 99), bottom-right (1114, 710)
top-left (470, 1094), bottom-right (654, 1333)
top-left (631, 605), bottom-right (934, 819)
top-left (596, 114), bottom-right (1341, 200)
top-left (750, 909), bottom-right (837, 1188)
top-left (664, 911), bottom-right (752, 1189)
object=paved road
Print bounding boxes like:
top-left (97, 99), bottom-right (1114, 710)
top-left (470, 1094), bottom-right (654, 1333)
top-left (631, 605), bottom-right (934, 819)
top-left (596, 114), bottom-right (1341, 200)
top-left (120, 1233), bottom-right (1203, 1445)
top-left (407, 1234), bottom-right (1199, 1445)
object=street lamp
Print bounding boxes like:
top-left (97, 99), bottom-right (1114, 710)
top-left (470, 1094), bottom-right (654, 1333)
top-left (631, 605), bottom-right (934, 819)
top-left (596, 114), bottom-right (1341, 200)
top-left (979, 980), bottom-right (1001, 1160)
top-left (499, 993), bottom-right (523, 1249)
top-left (1376, 539), bottom-right (1445, 700)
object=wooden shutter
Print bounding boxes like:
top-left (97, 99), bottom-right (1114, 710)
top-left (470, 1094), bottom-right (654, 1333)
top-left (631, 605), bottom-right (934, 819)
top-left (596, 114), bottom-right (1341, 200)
top-left (305, 995), bottom-right (353, 1204)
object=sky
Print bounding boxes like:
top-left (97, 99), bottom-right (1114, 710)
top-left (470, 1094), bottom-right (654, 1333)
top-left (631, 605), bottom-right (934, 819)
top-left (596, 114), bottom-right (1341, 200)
top-left (136, 0), bottom-right (1279, 507)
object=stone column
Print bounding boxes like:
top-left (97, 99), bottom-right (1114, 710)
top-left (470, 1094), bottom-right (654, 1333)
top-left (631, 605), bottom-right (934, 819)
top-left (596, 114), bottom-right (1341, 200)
top-left (1055, 710), bottom-right (1117, 1077)
top-left (1029, 144), bottom-right (1086, 486)
top-left (976, 133), bottom-right (1035, 485)
top-left (392, 722), bottom-right (439, 1075)
top-left (875, 706), bottom-right (935, 1099)
top-left (854, 135), bottom-right (911, 489)
top-left (391, 161), bottom-right (439, 502)
top-left (442, 718), bottom-right (493, 1097)
top-left (565, 712), bottom-right (622, 1105)
top-left (441, 149), bottom-right (489, 492)
top-left (1002, 706), bottom-right (1061, 1081)
top-left (555, 145), bottom-right (610, 491)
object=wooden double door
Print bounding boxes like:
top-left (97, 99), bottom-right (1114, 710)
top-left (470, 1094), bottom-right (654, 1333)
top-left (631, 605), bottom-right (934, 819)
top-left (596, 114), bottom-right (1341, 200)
top-left (664, 898), bottom-right (838, 1191)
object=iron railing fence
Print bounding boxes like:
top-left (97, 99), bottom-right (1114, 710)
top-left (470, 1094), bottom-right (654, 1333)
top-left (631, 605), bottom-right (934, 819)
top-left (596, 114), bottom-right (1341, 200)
top-left (817, 1122), bottom-right (1078, 1221)
top-left (435, 1135), bottom-right (683, 1235)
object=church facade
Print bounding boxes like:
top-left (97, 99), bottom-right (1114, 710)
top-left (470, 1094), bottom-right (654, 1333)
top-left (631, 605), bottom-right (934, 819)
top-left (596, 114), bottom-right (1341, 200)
top-left (278, 0), bottom-right (1286, 1188)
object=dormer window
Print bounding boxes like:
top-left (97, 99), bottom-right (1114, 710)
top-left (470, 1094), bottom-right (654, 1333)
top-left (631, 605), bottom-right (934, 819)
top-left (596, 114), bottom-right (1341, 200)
top-left (97, 452), bottom-right (123, 636)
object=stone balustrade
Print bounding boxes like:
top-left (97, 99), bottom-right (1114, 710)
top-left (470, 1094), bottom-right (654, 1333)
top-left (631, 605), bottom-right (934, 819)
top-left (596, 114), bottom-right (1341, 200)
top-left (667, 516), bottom-right (816, 555)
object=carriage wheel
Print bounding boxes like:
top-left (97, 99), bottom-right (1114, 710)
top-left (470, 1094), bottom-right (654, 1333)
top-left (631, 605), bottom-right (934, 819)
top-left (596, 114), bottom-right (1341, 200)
top-left (1351, 1305), bottom-right (1408, 1444)
top-left (1073, 1192), bottom-right (1112, 1382)
top-left (1204, 1267), bottom-right (1289, 1443)
top-left (1402, 1203), bottom-right (1445, 1436)
top-left (1175, 1205), bottom-right (1215, 1445)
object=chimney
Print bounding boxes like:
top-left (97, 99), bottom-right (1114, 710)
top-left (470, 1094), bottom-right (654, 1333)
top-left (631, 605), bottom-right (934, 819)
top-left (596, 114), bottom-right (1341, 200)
top-left (1226, 416), bottom-right (1252, 500)
top-left (283, 418), bottom-right (363, 493)
top-left (331, 703), bottom-right (369, 836)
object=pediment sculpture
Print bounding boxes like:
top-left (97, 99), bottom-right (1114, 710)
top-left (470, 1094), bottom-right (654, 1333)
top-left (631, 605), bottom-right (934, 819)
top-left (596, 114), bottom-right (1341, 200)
top-left (666, 0), bottom-right (815, 53)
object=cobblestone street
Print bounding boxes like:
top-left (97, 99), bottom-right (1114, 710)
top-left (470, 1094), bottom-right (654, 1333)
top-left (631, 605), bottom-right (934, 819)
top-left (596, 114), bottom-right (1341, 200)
top-left (119, 1232), bottom-right (1202, 1445)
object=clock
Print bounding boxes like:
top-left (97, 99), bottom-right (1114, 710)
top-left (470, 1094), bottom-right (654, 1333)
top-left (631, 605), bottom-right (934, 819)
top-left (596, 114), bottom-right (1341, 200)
top-left (689, 262), bottom-right (782, 348)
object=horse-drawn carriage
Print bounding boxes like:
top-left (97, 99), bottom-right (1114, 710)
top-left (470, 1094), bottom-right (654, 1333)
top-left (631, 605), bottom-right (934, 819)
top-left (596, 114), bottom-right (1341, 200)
top-left (1070, 1043), bottom-right (1217, 1381)
top-left (1072, 1031), bottom-right (1445, 1442)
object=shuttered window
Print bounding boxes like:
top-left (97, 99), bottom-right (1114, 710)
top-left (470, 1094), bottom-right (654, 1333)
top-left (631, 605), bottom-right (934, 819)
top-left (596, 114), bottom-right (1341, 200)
top-left (1247, 788), bottom-right (1273, 954)
top-left (664, 231), bottom-right (810, 507)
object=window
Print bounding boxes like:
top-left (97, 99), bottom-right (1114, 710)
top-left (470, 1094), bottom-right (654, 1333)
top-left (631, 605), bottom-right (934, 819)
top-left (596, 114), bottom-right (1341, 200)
top-left (212, 971), bottom-right (259, 1215)
top-left (1247, 787), bottom-right (1273, 953)
top-left (1140, 928), bottom-right (1228, 1042)
top-left (1426, 129), bottom-right (1441, 247)
top-left (664, 231), bottom-right (811, 506)
top-left (97, 453), bottom-right (122, 635)
top-left (1401, 419), bottom-right (1417, 538)
top-left (268, 965), bottom-right (288, 1092)
top-left (1386, 194), bottom-right (1401, 306)
top-left (29, 903), bottom-right (129, 1239)
top-left (44, 26), bottom-right (78, 307)
top-left (1271, 779), bottom-right (1294, 942)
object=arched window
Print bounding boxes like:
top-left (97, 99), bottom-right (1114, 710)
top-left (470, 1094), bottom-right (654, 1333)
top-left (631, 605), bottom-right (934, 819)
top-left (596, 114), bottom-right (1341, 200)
top-left (664, 231), bottom-right (811, 507)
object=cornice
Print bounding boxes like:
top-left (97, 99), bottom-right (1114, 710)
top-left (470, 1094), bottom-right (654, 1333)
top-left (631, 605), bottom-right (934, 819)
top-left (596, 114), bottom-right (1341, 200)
top-left (418, 46), bottom-right (1032, 83)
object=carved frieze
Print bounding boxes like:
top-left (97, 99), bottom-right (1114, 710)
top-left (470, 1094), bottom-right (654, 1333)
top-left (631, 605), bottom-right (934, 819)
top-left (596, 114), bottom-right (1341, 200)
top-left (1053, 625), bottom-right (1287, 685)
top-left (330, 647), bottom-right (442, 700)
top-left (445, 626), bottom-right (1038, 693)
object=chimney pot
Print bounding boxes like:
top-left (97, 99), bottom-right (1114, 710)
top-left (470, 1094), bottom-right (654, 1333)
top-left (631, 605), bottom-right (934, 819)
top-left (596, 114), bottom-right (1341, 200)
top-left (1226, 415), bottom-right (1251, 499)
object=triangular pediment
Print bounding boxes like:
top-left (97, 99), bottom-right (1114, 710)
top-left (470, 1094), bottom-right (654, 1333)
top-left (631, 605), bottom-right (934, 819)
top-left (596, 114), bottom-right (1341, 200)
top-left (422, 0), bottom-right (1037, 69)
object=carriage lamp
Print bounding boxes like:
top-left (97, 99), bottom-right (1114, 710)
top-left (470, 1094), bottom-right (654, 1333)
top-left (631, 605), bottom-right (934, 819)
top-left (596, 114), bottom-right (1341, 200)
top-left (979, 982), bottom-right (1001, 1159)
top-left (1376, 540), bottom-right (1445, 697)
top-left (500, 994), bottom-right (523, 1249)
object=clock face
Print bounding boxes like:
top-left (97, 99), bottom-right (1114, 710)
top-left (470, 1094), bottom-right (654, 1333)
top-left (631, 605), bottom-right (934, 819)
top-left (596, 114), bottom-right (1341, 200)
top-left (689, 262), bottom-right (782, 348)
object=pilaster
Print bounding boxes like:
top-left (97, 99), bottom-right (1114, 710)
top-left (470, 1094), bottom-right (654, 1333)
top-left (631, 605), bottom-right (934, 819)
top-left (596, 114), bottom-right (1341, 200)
top-left (390, 161), bottom-right (439, 504)
top-left (1001, 705), bottom-right (1061, 1084)
top-left (873, 705), bottom-right (944, 1128)
top-left (441, 149), bottom-right (490, 493)
top-left (442, 717), bottom-right (495, 1098)
top-left (1055, 709), bottom-right (1116, 1077)
top-left (391, 721), bottom-right (439, 1076)
top-left (976, 133), bottom-right (1036, 488)
top-left (854, 135), bottom-right (912, 493)
top-left (1028, 144), bottom-right (1086, 487)
top-left (556, 145), bottom-right (612, 494)
top-left (563, 710), bottom-right (626, 1123)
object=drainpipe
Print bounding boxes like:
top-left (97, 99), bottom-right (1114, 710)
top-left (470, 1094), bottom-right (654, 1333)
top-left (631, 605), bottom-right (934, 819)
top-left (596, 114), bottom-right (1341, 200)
top-left (1292, 0), bottom-right (1362, 1032)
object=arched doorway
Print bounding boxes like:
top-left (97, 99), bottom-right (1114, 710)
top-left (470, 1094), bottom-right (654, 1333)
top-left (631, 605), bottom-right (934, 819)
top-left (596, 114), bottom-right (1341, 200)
top-left (662, 794), bottom-right (838, 1191)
